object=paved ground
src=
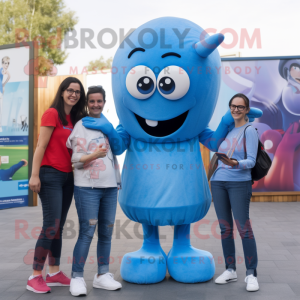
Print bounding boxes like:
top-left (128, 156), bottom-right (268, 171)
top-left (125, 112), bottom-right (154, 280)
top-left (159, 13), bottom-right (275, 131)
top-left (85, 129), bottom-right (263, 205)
top-left (0, 200), bottom-right (300, 300)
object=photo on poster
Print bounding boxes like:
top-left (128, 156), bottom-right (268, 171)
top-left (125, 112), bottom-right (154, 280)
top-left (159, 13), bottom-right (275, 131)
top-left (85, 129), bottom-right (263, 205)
top-left (0, 82), bottom-right (29, 137)
top-left (0, 145), bottom-right (28, 209)
top-left (209, 57), bottom-right (300, 192)
top-left (0, 47), bottom-right (30, 142)
top-left (0, 145), bottom-right (28, 181)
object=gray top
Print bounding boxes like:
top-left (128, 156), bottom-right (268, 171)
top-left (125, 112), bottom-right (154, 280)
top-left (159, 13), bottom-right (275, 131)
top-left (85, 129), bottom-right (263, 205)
top-left (66, 120), bottom-right (121, 188)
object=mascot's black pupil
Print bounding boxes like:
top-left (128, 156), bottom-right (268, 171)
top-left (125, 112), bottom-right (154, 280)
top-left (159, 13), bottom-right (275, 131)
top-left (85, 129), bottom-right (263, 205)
top-left (159, 77), bottom-right (175, 94)
top-left (137, 76), bottom-right (154, 94)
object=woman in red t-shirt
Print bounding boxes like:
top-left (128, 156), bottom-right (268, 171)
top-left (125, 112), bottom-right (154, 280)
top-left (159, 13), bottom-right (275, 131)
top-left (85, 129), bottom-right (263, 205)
top-left (27, 77), bottom-right (88, 294)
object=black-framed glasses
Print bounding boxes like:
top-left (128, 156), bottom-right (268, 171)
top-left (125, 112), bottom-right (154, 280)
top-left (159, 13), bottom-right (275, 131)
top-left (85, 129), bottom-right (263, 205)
top-left (66, 88), bottom-right (80, 96)
top-left (88, 85), bottom-right (103, 90)
top-left (230, 105), bottom-right (246, 111)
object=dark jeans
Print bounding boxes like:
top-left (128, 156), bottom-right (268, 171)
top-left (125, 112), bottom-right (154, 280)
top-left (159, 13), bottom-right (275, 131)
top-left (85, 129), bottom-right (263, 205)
top-left (211, 180), bottom-right (258, 277)
top-left (33, 166), bottom-right (74, 271)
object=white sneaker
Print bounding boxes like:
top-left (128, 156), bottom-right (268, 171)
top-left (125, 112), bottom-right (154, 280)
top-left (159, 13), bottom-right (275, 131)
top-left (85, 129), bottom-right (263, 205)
top-left (215, 269), bottom-right (237, 284)
top-left (93, 273), bottom-right (122, 290)
top-left (70, 277), bottom-right (87, 297)
top-left (245, 274), bottom-right (259, 291)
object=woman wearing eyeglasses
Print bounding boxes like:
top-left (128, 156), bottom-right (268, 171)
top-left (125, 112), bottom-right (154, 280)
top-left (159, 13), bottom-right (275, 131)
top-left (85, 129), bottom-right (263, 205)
top-left (211, 93), bottom-right (259, 292)
top-left (66, 85), bottom-right (122, 296)
top-left (27, 77), bottom-right (88, 294)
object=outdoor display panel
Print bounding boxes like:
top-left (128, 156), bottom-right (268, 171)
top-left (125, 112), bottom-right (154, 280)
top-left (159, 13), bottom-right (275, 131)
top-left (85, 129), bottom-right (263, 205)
top-left (0, 43), bottom-right (34, 209)
top-left (209, 56), bottom-right (300, 192)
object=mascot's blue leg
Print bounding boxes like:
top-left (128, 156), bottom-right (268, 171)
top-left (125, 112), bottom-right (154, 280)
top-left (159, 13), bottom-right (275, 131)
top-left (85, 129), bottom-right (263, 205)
top-left (167, 224), bottom-right (215, 283)
top-left (120, 224), bottom-right (167, 284)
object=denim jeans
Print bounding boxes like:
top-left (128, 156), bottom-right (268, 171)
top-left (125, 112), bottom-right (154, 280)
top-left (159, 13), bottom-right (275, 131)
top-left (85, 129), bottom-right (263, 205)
top-left (72, 186), bottom-right (118, 278)
top-left (211, 180), bottom-right (258, 277)
top-left (33, 166), bottom-right (74, 271)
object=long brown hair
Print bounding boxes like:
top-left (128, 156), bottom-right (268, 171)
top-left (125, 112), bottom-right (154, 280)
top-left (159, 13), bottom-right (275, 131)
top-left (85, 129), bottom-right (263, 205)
top-left (50, 77), bottom-right (88, 126)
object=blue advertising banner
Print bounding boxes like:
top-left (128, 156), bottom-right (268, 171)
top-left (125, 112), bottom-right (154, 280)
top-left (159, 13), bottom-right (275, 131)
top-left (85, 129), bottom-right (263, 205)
top-left (0, 46), bottom-right (30, 209)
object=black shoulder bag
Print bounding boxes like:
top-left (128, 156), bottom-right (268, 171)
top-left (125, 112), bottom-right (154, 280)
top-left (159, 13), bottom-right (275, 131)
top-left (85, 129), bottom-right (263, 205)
top-left (243, 125), bottom-right (272, 182)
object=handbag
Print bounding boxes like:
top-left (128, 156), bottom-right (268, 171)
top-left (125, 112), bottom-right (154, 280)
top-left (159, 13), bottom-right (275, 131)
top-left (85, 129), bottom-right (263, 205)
top-left (207, 126), bottom-right (246, 181)
top-left (243, 125), bottom-right (272, 181)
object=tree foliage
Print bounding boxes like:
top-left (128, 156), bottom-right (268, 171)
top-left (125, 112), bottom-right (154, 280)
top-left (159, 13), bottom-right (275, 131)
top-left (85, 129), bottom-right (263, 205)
top-left (87, 56), bottom-right (113, 72)
top-left (0, 0), bottom-right (78, 75)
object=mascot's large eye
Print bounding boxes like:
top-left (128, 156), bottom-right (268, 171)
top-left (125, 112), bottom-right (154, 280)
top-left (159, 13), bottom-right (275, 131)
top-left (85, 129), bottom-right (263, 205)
top-left (126, 65), bottom-right (156, 99)
top-left (157, 66), bottom-right (190, 100)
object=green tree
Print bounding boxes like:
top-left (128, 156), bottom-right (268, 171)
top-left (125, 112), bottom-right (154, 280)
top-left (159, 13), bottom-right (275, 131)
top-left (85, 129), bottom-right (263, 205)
top-left (0, 0), bottom-right (78, 75)
top-left (87, 56), bottom-right (113, 72)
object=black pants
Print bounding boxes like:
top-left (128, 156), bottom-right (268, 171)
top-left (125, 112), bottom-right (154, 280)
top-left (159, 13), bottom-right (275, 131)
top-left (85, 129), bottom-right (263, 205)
top-left (33, 166), bottom-right (74, 271)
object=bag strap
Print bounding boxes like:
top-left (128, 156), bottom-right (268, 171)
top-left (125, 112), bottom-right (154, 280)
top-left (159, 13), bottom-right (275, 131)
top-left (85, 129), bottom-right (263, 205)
top-left (243, 125), bottom-right (254, 159)
top-left (226, 125), bottom-right (248, 158)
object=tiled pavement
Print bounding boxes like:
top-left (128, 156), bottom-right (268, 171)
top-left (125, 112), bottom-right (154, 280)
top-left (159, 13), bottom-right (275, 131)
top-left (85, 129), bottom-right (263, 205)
top-left (0, 201), bottom-right (300, 300)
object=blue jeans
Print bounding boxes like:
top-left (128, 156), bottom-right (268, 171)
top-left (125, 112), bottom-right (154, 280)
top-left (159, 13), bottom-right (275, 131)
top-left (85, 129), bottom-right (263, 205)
top-left (211, 180), bottom-right (258, 277)
top-left (72, 186), bottom-right (118, 278)
top-left (33, 166), bottom-right (74, 270)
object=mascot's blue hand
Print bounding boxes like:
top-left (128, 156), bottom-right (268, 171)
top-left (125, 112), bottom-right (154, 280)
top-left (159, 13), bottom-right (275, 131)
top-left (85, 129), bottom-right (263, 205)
top-left (221, 109), bottom-right (234, 128)
top-left (221, 109), bottom-right (236, 131)
top-left (221, 108), bottom-right (263, 130)
top-left (247, 107), bottom-right (263, 122)
top-left (82, 114), bottom-right (113, 135)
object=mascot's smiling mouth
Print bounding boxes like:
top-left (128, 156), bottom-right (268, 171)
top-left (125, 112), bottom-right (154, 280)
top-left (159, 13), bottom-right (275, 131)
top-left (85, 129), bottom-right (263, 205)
top-left (134, 111), bottom-right (189, 137)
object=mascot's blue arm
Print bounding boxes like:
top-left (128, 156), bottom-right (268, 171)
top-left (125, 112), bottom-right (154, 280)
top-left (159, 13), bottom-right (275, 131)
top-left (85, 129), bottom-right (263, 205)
top-left (113, 124), bottom-right (130, 155)
top-left (199, 108), bottom-right (263, 152)
top-left (82, 115), bottom-right (129, 155)
top-left (198, 109), bottom-right (233, 152)
top-left (198, 124), bottom-right (229, 152)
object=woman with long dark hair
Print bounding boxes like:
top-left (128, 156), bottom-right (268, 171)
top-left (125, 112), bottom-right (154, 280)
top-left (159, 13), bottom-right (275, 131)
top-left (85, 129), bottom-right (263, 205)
top-left (211, 93), bottom-right (259, 292)
top-left (27, 77), bottom-right (87, 294)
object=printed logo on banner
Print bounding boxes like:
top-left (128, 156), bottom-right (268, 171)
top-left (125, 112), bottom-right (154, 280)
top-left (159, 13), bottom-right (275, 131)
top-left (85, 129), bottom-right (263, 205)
top-left (0, 156), bottom-right (9, 164)
top-left (0, 136), bottom-right (29, 145)
top-left (18, 181), bottom-right (29, 190)
top-left (0, 195), bottom-right (28, 210)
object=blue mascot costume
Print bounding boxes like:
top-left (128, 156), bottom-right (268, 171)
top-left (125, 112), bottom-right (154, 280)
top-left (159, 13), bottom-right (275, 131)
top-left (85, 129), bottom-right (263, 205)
top-left (83, 17), bottom-right (262, 284)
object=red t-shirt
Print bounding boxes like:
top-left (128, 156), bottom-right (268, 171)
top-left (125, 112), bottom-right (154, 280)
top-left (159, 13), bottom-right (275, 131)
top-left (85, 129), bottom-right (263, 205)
top-left (40, 108), bottom-right (73, 172)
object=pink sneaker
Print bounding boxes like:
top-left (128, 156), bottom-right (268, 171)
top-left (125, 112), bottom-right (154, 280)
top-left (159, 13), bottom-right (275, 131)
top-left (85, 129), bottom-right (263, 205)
top-left (46, 271), bottom-right (71, 286)
top-left (27, 275), bottom-right (51, 293)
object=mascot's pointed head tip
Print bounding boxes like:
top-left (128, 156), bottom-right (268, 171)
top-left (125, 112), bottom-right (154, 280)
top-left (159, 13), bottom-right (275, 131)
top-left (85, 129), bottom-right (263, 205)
top-left (194, 33), bottom-right (224, 58)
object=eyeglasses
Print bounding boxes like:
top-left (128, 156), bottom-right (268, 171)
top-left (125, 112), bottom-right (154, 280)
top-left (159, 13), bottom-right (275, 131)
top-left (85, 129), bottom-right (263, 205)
top-left (230, 105), bottom-right (246, 111)
top-left (66, 88), bottom-right (81, 96)
top-left (88, 85), bottom-right (103, 90)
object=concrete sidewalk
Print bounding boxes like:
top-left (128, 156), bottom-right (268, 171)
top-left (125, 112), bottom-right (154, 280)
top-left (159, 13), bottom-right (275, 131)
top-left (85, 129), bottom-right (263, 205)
top-left (0, 201), bottom-right (299, 300)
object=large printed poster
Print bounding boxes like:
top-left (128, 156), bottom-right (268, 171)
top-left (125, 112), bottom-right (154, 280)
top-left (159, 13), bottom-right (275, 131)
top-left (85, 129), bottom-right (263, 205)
top-left (210, 57), bottom-right (300, 192)
top-left (0, 47), bottom-right (30, 209)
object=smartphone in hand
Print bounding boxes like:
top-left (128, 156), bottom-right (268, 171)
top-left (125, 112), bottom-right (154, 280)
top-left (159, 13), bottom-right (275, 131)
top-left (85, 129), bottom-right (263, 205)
top-left (215, 152), bottom-right (229, 160)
